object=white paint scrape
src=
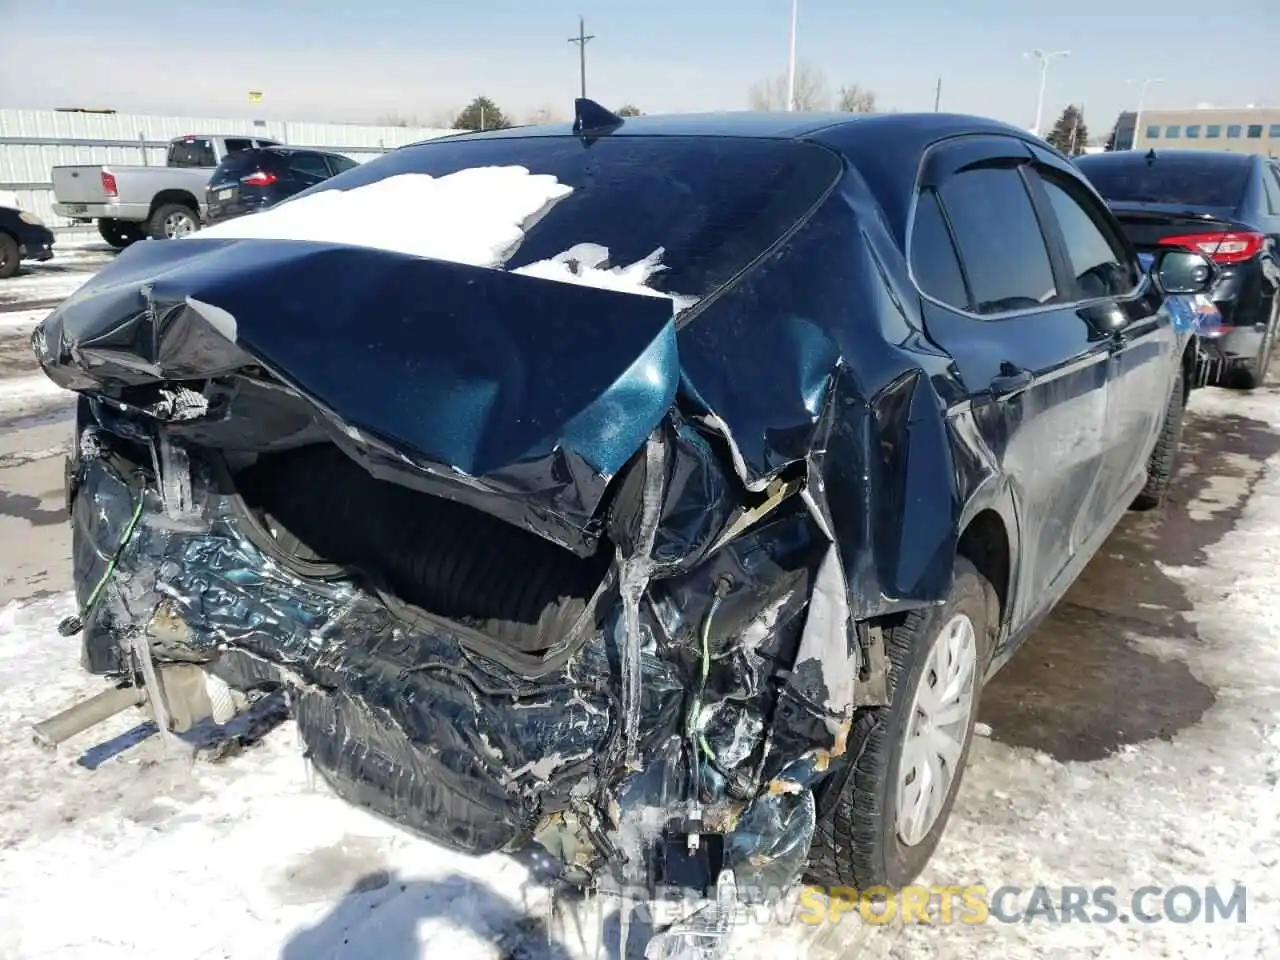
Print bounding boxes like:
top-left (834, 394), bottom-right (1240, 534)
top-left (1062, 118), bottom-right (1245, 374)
top-left (197, 166), bottom-right (573, 268)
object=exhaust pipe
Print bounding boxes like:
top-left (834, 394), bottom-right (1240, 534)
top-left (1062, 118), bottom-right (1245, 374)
top-left (31, 684), bottom-right (148, 749)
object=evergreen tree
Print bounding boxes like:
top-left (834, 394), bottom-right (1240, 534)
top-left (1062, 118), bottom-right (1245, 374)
top-left (1046, 105), bottom-right (1089, 156)
top-left (453, 96), bottom-right (512, 132)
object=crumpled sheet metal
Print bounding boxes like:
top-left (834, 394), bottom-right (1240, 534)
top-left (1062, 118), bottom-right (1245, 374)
top-left (38, 239), bottom-right (680, 556)
top-left (70, 436), bottom-right (823, 879)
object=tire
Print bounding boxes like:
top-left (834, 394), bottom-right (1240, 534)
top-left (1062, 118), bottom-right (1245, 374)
top-left (808, 557), bottom-right (995, 891)
top-left (0, 231), bottom-right (18, 279)
top-left (1226, 298), bottom-right (1277, 391)
top-left (1131, 366), bottom-right (1187, 511)
top-left (97, 218), bottom-right (143, 250)
top-left (147, 203), bottom-right (200, 241)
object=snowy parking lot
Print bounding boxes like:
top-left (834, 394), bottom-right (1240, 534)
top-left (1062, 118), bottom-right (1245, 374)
top-left (0, 236), bottom-right (1278, 960)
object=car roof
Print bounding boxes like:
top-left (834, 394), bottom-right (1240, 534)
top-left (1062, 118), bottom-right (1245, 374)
top-left (422, 110), bottom-right (1035, 149)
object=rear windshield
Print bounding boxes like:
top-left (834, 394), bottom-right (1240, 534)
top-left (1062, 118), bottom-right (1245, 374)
top-left (328, 135), bottom-right (842, 302)
top-left (1076, 153), bottom-right (1250, 208)
top-left (168, 138), bottom-right (217, 168)
top-left (212, 150), bottom-right (271, 179)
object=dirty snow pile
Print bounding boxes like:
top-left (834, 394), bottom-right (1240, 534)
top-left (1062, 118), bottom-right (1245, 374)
top-left (195, 165), bottom-right (696, 310)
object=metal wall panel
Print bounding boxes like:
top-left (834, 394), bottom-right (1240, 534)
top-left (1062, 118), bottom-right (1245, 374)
top-left (0, 108), bottom-right (456, 227)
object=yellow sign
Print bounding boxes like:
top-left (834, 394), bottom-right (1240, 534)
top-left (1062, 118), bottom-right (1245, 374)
top-left (248, 91), bottom-right (263, 104)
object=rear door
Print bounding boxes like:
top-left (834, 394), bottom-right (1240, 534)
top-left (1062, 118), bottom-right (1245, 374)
top-left (1026, 155), bottom-right (1171, 518)
top-left (909, 136), bottom-right (1112, 628)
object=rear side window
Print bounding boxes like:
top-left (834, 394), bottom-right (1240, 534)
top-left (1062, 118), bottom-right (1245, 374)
top-left (223, 138), bottom-right (254, 154)
top-left (1076, 154), bottom-right (1251, 208)
top-left (910, 189), bottom-right (969, 309)
top-left (937, 166), bottom-right (1058, 315)
top-left (289, 153), bottom-right (332, 180)
top-left (1038, 174), bottom-right (1136, 298)
top-left (168, 138), bottom-right (217, 168)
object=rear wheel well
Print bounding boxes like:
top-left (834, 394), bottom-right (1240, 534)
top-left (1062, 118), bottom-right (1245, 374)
top-left (149, 190), bottom-right (199, 215)
top-left (956, 509), bottom-right (1010, 623)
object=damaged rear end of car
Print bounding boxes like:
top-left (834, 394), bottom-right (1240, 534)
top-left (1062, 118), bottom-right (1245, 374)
top-left (31, 122), bottom-right (967, 955)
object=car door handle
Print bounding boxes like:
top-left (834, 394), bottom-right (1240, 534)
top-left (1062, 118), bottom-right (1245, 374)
top-left (990, 369), bottom-right (1034, 399)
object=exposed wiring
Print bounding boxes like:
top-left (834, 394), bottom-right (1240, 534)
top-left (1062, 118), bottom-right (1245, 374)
top-left (58, 494), bottom-right (146, 637)
top-left (687, 576), bottom-right (732, 802)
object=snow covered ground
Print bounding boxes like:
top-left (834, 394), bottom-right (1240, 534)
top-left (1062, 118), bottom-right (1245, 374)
top-left (0, 245), bottom-right (1277, 959)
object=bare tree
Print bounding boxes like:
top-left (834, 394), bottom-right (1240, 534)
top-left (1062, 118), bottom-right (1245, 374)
top-left (748, 61), bottom-right (830, 111)
top-left (376, 111), bottom-right (425, 128)
top-left (427, 107), bottom-right (460, 129)
top-left (522, 105), bottom-right (567, 125)
top-left (836, 84), bottom-right (877, 114)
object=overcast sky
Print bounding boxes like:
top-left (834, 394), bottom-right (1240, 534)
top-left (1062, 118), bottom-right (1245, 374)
top-left (3, 0), bottom-right (1277, 131)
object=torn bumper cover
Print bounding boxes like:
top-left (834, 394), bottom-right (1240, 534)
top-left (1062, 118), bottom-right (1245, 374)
top-left (38, 234), bottom-right (903, 902)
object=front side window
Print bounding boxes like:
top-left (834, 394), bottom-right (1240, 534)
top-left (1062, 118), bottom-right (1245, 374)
top-left (937, 166), bottom-right (1058, 315)
top-left (1039, 175), bottom-right (1136, 299)
top-left (910, 188), bottom-right (969, 310)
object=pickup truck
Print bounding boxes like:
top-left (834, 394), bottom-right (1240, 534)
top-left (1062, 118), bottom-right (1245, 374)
top-left (51, 134), bottom-right (281, 247)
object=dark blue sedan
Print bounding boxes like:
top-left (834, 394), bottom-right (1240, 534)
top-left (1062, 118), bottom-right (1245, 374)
top-left (31, 103), bottom-right (1216, 948)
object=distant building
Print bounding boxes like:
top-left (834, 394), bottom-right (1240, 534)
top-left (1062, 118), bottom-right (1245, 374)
top-left (1110, 106), bottom-right (1280, 156)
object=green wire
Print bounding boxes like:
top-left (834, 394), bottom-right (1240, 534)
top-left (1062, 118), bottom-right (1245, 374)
top-left (80, 495), bottom-right (145, 616)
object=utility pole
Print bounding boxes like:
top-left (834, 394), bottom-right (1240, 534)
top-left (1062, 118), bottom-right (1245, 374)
top-left (1025, 49), bottom-right (1070, 137)
top-left (568, 16), bottom-right (595, 100)
top-left (934, 76), bottom-right (942, 112)
top-left (786, 0), bottom-right (799, 111)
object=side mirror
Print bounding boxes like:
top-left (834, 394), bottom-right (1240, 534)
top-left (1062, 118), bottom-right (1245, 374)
top-left (1152, 249), bottom-right (1217, 295)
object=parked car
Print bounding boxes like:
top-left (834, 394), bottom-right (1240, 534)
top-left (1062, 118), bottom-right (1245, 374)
top-left (204, 147), bottom-right (360, 225)
top-left (0, 194), bottom-right (55, 279)
top-left (51, 134), bottom-right (281, 247)
top-left (31, 106), bottom-right (1214, 953)
top-left (1076, 149), bottom-right (1280, 388)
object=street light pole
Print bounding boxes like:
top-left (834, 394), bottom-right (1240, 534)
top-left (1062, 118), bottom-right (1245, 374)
top-left (786, 0), bottom-right (798, 111)
top-left (1025, 49), bottom-right (1070, 137)
top-left (1126, 77), bottom-right (1163, 149)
